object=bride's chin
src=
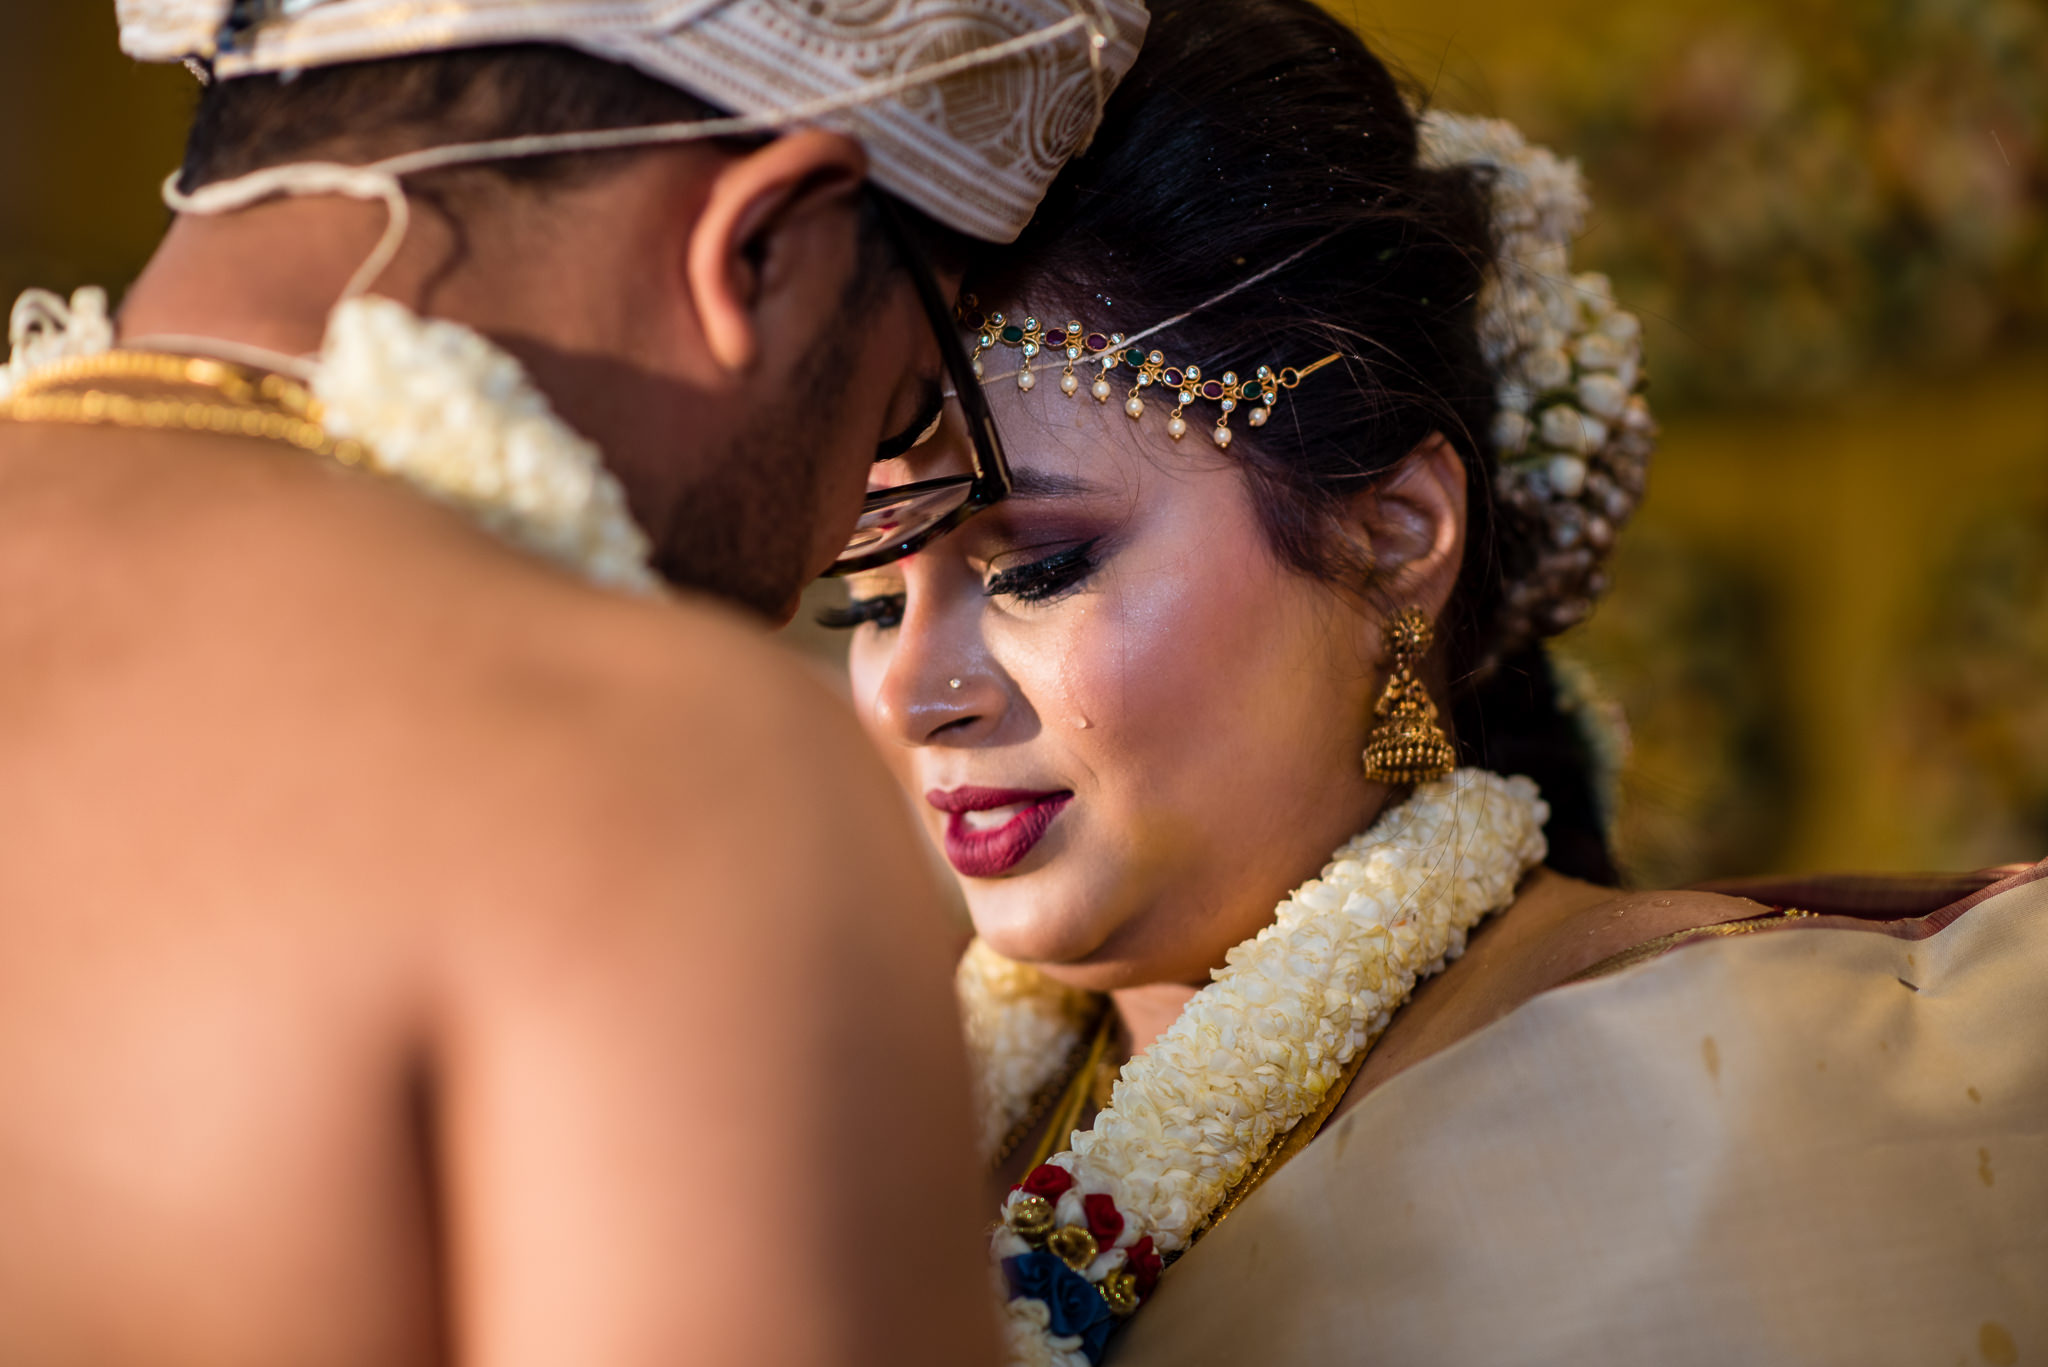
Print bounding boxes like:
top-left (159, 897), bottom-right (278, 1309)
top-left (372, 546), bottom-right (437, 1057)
top-left (966, 880), bottom-right (1121, 971)
top-left (967, 895), bottom-right (1171, 991)
top-left (1027, 953), bottom-right (1175, 995)
top-left (970, 911), bottom-right (1109, 970)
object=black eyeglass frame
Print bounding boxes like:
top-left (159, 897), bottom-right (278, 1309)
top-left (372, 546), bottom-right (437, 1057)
top-left (822, 191), bottom-right (1013, 577)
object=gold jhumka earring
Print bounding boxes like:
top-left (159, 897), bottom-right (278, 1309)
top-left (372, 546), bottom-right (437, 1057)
top-left (1361, 608), bottom-right (1457, 784)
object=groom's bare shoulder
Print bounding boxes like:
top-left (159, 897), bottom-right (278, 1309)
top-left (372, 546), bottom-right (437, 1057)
top-left (0, 421), bottom-right (994, 1366)
top-left (1, 420), bottom-right (854, 817)
top-left (0, 418), bottom-right (911, 940)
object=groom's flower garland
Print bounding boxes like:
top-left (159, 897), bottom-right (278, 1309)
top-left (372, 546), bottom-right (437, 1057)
top-left (966, 771), bottom-right (1548, 1366)
top-left (4, 289), bottom-right (659, 594)
top-left (314, 296), bottom-right (659, 592)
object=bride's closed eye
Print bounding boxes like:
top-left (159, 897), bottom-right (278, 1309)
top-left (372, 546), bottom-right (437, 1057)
top-left (985, 538), bottom-right (1101, 604)
top-left (817, 537), bottom-right (1105, 631)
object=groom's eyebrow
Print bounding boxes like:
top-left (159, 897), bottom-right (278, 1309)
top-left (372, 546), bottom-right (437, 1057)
top-left (1008, 469), bottom-right (1097, 500)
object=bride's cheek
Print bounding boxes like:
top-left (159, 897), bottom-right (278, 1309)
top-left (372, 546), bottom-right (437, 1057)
top-left (1055, 586), bottom-right (1180, 748)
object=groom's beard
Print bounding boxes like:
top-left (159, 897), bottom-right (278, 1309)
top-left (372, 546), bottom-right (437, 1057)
top-left (651, 301), bottom-right (865, 620)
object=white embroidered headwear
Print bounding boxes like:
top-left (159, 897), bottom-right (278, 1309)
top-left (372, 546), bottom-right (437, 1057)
top-left (115, 0), bottom-right (1148, 243)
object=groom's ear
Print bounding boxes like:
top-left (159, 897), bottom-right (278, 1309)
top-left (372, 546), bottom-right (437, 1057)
top-left (1345, 432), bottom-right (1468, 624)
top-left (686, 129), bottom-right (871, 374)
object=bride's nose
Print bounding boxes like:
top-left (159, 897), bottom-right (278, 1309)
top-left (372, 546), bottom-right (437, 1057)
top-left (865, 616), bottom-right (1002, 748)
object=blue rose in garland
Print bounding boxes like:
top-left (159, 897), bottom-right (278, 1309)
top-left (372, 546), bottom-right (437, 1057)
top-left (1003, 1252), bottom-right (1117, 1362)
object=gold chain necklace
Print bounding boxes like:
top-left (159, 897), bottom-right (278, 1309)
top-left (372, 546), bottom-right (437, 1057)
top-left (0, 350), bottom-right (368, 465)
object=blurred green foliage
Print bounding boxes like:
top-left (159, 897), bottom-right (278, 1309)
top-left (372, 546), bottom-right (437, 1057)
top-left (1507, 0), bottom-right (2047, 408)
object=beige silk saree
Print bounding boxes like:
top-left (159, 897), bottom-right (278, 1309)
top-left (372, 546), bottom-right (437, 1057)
top-left (1114, 865), bottom-right (2048, 1365)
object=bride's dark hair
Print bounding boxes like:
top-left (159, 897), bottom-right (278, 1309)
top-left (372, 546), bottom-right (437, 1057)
top-left (970, 0), bottom-right (1617, 882)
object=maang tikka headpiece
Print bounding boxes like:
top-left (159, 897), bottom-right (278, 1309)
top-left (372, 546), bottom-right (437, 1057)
top-left (961, 301), bottom-right (1341, 450)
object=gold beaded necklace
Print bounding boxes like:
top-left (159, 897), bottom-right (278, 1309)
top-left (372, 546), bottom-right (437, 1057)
top-left (0, 350), bottom-right (368, 466)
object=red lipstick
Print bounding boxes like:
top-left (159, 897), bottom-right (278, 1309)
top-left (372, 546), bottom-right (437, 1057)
top-left (927, 786), bottom-right (1073, 878)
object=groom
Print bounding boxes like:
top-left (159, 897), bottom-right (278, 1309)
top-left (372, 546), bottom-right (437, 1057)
top-left (0, 3), bottom-right (1141, 1364)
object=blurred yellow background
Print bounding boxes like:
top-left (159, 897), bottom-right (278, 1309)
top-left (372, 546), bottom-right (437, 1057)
top-left (5, 1), bottom-right (2043, 883)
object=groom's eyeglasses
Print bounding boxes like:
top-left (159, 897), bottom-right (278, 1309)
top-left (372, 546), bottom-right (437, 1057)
top-left (824, 193), bottom-right (1013, 576)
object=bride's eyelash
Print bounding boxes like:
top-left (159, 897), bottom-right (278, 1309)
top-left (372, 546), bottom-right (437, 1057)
top-left (985, 539), bottom-right (1101, 604)
top-left (816, 595), bottom-right (904, 631)
top-left (815, 540), bottom-right (1102, 627)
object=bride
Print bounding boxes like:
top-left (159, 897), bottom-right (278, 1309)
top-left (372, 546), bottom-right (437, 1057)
top-left (831, 1), bottom-right (2048, 1363)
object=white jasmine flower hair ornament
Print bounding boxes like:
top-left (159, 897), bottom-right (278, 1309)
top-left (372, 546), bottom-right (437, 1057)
top-left (1418, 110), bottom-right (1655, 657)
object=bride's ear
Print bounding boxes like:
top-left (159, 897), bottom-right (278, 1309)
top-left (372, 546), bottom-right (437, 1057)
top-left (1343, 432), bottom-right (1467, 622)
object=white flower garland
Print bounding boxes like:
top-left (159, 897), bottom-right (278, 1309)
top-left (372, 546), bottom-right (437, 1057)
top-left (971, 769), bottom-right (1548, 1364)
top-left (3, 288), bottom-right (659, 594)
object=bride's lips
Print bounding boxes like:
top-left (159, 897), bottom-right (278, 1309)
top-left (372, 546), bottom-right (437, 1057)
top-left (926, 786), bottom-right (1074, 878)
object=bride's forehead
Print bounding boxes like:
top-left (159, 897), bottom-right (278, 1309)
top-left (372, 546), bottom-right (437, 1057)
top-left (991, 388), bottom-right (1237, 478)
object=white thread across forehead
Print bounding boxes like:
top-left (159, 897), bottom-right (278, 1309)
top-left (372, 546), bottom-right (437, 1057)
top-left (119, 0), bottom-right (1148, 243)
